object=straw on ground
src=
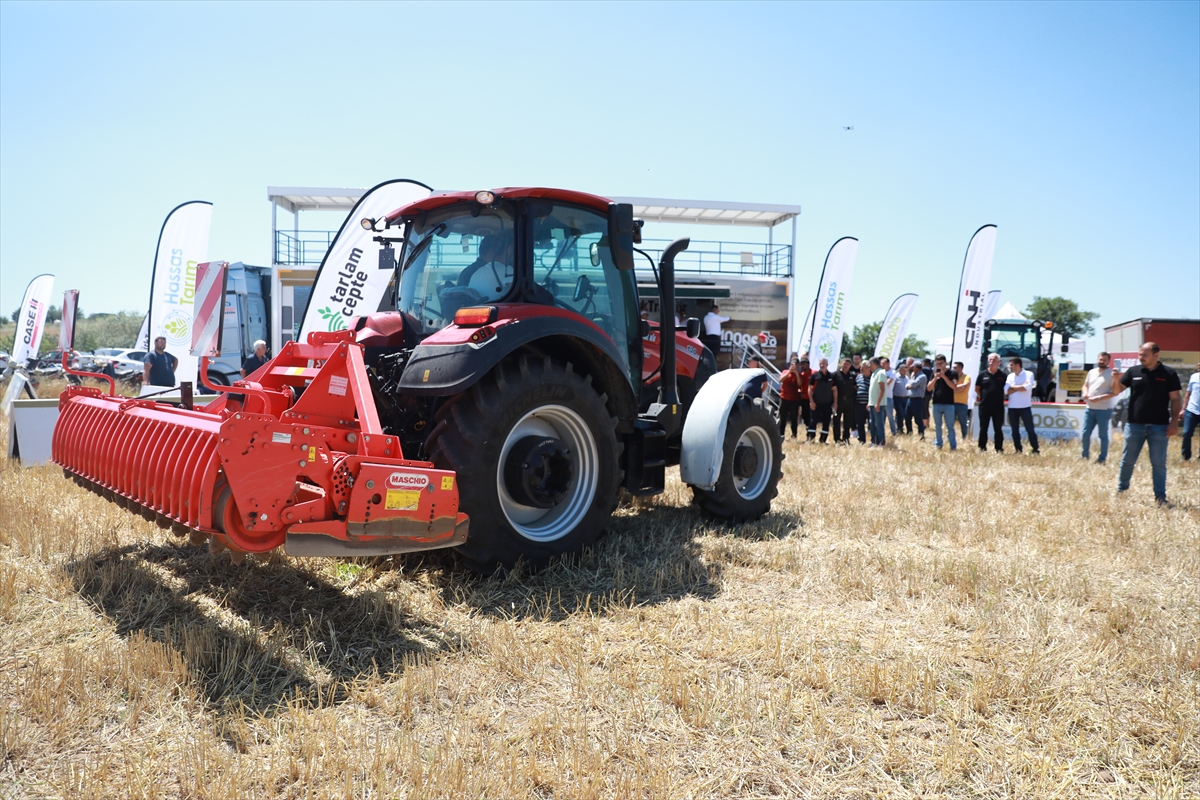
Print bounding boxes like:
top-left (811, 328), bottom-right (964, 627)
top-left (1, 395), bottom-right (1197, 798)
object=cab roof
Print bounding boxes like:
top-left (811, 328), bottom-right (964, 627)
top-left (383, 187), bottom-right (613, 223)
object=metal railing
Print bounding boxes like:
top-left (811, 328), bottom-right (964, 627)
top-left (274, 230), bottom-right (792, 276)
top-left (274, 230), bottom-right (339, 266)
top-left (636, 238), bottom-right (792, 277)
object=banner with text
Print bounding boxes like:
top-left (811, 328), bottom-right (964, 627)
top-left (298, 178), bottom-right (433, 338)
top-left (874, 293), bottom-right (918, 364)
top-left (950, 225), bottom-right (997, 435)
top-left (135, 314), bottom-right (149, 351)
top-left (11, 274), bottom-right (54, 367)
top-left (807, 237), bottom-right (858, 364)
top-left (147, 201), bottom-right (212, 385)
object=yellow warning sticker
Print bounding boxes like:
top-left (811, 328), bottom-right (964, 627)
top-left (385, 489), bottom-right (422, 511)
top-left (423, 369), bottom-right (430, 382)
top-left (286, 366), bottom-right (307, 376)
top-left (308, 446), bottom-right (316, 462)
top-left (440, 476), bottom-right (454, 491)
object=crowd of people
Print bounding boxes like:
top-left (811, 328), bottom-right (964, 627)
top-left (772, 342), bottom-right (1193, 506)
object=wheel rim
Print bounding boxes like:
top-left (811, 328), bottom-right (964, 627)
top-left (733, 425), bottom-right (773, 500)
top-left (497, 404), bottom-right (598, 543)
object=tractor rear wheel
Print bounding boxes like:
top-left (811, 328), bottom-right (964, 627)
top-left (690, 397), bottom-right (783, 522)
top-left (424, 356), bottom-right (622, 573)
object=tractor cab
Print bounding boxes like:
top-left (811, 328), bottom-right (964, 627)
top-left (384, 189), bottom-right (642, 388)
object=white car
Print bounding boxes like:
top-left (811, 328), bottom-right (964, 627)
top-left (92, 348), bottom-right (148, 362)
top-left (90, 348), bottom-right (147, 373)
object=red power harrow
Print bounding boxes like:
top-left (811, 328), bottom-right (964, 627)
top-left (53, 330), bottom-right (468, 560)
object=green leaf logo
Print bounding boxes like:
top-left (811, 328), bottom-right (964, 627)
top-left (162, 312), bottom-right (190, 344)
top-left (318, 306), bottom-right (346, 332)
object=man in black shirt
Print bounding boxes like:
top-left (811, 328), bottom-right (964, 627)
top-left (1117, 342), bottom-right (1182, 505)
top-left (833, 358), bottom-right (857, 443)
top-left (240, 339), bottom-right (269, 378)
top-left (974, 353), bottom-right (1006, 452)
top-left (808, 357), bottom-right (838, 444)
top-left (142, 336), bottom-right (178, 388)
top-left (929, 355), bottom-right (959, 450)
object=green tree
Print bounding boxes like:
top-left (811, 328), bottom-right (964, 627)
top-left (71, 311), bottom-right (145, 353)
top-left (840, 320), bottom-right (929, 361)
top-left (1023, 296), bottom-right (1099, 339)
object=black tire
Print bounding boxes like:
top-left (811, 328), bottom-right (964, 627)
top-left (424, 355), bottom-right (622, 573)
top-left (691, 396), bottom-right (784, 522)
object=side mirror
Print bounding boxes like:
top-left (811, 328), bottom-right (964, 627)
top-left (685, 317), bottom-right (700, 339)
top-left (589, 241), bottom-right (600, 267)
top-left (573, 274), bottom-right (592, 303)
top-left (608, 202), bottom-right (635, 271)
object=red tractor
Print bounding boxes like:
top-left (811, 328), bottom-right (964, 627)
top-left (53, 188), bottom-right (783, 572)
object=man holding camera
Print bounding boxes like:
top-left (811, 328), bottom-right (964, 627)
top-left (929, 355), bottom-right (959, 450)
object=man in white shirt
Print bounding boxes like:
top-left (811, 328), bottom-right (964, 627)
top-left (1081, 351), bottom-right (1117, 463)
top-left (881, 357), bottom-right (898, 435)
top-left (1181, 360), bottom-right (1200, 461)
top-left (1005, 357), bottom-right (1039, 454)
top-left (701, 305), bottom-right (730, 357)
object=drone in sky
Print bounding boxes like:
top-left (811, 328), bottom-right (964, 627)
top-left (843, 125), bottom-right (854, 131)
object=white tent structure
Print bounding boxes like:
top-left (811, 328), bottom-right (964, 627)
top-left (991, 301), bottom-right (1026, 320)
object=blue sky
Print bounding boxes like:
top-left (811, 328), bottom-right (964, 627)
top-left (2, 1), bottom-right (1197, 357)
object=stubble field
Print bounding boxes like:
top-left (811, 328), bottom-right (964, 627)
top-left (1, 395), bottom-right (1197, 799)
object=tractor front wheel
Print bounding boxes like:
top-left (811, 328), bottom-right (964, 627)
top-left (424, 356), bottom-right (622, 573)
top-left (690, 397), bottom-right (783, 522)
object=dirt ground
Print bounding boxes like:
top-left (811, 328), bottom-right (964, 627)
top-left (1, 408), bottom-right (1197, 799)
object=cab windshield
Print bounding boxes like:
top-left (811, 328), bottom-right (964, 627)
top-left (397, 203), bottom-right (516, 334)
top-left (989, 326), bottom-right (1040, 364)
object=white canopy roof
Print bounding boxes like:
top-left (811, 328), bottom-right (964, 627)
top-left (268, 187), bottom-right (801, 228)
top-left (610, 196), bottom-right (800, 228)
top-left (268, 187), bottom-right (365, 213)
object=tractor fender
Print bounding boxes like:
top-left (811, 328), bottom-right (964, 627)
top-left (679, 368), bottom-right (766, 491)
top-left (398, 314), bottom-right (634, 405)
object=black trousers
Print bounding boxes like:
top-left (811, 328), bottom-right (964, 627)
top-left (812, 402), bottom-right (834, 442)
top-left (854, 402), bottom-right (869, 444)
top-left (1008, 407), bottom-right (1040, 453)
top-left (978, 403), bottom-right (1005, 451)
top-left (800, 400), bottom-right (814, 439)
top-left (834, 405), bottom-right (855, 442)
top-left (779, 399), bottom-right (800, 437)
top-left (907, 395), bottom-right (927, 436)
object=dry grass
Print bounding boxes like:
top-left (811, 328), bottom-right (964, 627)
top-left (1, 414), bottom-right (1197, 798)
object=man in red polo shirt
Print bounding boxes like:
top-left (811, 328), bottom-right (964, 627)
top-left (778, 355), bottom-right (805, 439)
